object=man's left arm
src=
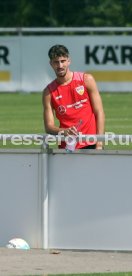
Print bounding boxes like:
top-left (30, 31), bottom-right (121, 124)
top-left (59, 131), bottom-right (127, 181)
top-left (84, 73), bottom-right (105, 150)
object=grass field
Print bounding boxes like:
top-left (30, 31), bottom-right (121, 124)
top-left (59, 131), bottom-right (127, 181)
top-left (19, 273), bottom-right (132, 276)
top-left (0, 92), bottom-right (132, 149)
top-left (48, 272), bottom-right (132, 276)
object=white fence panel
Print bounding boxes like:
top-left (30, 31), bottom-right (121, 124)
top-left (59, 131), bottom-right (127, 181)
top-left (0, 150), bottom-right (42, 248)
top-left (48, 151), bottom-right (132, 251)
top-left (0, 148), bottom-right (132, 250)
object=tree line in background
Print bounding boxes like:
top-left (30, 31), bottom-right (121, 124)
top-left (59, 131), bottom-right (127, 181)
top-left (0, 0), bottom-right (132, 27)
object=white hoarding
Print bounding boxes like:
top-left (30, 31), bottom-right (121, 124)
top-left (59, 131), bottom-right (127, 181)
top-left (0, 149), bottom-right (132, 250)
top-left (0, 35), bottom-right (132, 92)
top-left (0, 150), bottom-right (42, 248)
top-left (0, 38), bottom-right (21, 91)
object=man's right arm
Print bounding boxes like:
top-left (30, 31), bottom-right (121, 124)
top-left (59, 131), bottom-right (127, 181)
top-left (42, 87), bottom-right (79, 136)
top-left (42, 87), bottom-right (65, 135)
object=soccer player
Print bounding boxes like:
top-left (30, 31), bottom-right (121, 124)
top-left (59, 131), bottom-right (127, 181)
top-left (42, 44), bottom-right (105, 150)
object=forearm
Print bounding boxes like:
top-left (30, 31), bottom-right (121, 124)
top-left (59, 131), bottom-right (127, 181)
top-left (45, 124), bottom-right (65, 135)
top-left (45, 124), bottom-right (78, 137)
top-left (95, 111), bottom-right (105, 149)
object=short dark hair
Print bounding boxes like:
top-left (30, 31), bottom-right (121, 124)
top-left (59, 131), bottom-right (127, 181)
top-left (48, 45), bottom-right (69, 60)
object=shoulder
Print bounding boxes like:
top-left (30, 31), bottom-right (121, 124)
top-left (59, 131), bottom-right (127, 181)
top-left (73, 71), bottom-right (84, 81)
top-left (42, 86), bottom-right (50, 97)
top-left (84, 72), bottom-right (96, 83)
top-left (83, 72), bottom-right (97, 90)
top-left (42, 86), bottom-right (51, 107)
top-left (42, 79), bottom-right (57, 95)
top-left (47, 79), bottom-right (58, 92)
top-left (73, 72), bottom-right (95, 84)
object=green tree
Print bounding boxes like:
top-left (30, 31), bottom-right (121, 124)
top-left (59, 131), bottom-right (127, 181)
top-left (79, 0), bottom-right (125, 27)
top-left (13, 0), bottom-right (53, 27)
top-left (0, 0), bottom-right (132, 28)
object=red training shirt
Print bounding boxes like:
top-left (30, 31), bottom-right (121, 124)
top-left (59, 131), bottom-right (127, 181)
top-left (48, 72), bottom-right (96, 149)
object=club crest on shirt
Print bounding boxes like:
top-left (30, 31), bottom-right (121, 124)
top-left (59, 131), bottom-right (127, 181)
top-left (75, 85), bottom-right (84, 95)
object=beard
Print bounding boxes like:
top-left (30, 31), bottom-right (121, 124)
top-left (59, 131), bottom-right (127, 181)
top-left (56, 68), bottom-right (67, 77)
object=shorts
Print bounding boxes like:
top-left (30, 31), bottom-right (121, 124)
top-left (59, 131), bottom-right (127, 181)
top-left (80, 144), bottom-right (96, 149)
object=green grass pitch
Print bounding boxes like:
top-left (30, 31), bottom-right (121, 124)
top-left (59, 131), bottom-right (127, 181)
top-left (0, 92), bottom-right (132, 150)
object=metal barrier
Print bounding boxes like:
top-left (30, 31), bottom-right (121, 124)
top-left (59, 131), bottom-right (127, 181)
top-left (0, 134), bottom-right (132, 250)
top-left (0, 27), bottom-right (132, 34)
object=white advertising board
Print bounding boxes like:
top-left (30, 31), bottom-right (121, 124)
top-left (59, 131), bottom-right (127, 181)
top-left (0, 37), bottom-right (21, 91)
top-left (0, 35), bottom-right (132, 92)
top-left (0, 150), bottom-right (42, 248)
top-left (48, 151), bottom-right (132, 250)
top-left (0, 148), bottom-right (132, 250)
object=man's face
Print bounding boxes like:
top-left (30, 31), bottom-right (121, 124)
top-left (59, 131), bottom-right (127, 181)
top-left (50, 55), bottom-right (70, 77)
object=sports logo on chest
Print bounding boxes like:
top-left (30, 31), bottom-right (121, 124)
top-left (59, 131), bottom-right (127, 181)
top-left (75, 85), bottom-right (84, 95)
top-left (57, 105), bottom-right (66, 115)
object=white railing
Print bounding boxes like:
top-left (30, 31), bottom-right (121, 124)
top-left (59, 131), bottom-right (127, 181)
top-left (0, 27), bottom-right (132, 34)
